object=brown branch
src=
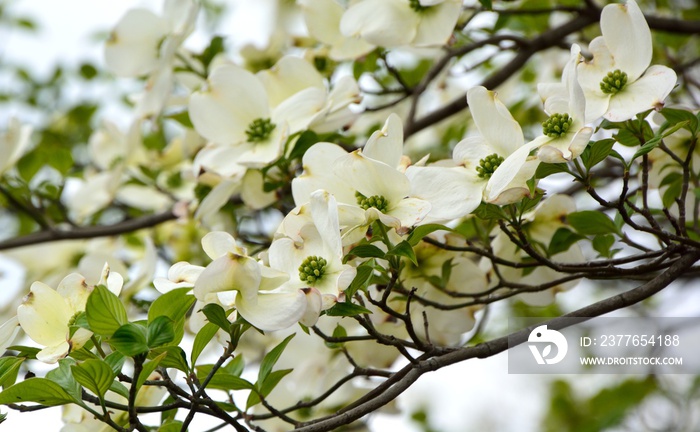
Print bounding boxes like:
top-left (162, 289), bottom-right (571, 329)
top-left (293, 248), bottom-right (700, 432)
top-left (0, 210), bottom-right (177, 251)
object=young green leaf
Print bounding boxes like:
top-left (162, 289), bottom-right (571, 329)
top-left (0, 378), bottom-right (76, 406)
top-left (201, 303), bottom-right (231, 331)
top-left (387, 240), bottom-right (418, 266)
top-left (110, 323), bottom-right (149, 357)
top-left (135, 352), bottom-right (167, 389)
top-left (325, 302), bottom-right (372, 317)
top-left (70, 359), bottom-right (115, 399)
top-left (86, 285), bottom-right (127, 337)
top-left (147, 316), bottom-right (176, 348)
top-left (258, 334), bottom-right (295, 384)
top-left (191, 322), bottom-right (219, 366)
top-left (567, 211), bottom-right (619, 235)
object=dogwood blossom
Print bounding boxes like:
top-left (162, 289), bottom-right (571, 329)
top-left (576, 0), bottom-right (677, 122)
top-left (534, 45), bottom-right (594, 162)
top-left (407, 86), bottom-right (540, 221)
top-left (268, 190), bottom-right (357, 324)
top-left (192, 231), bottom-right (308, 331)
top-left (299, 0), bottom-right (374, 60)
top-left (17, 265), bottom-right (123, 363)
top-left (340, 0), bottom-right (462, 48)
top-left (0, 118), bottom-right (32, 176)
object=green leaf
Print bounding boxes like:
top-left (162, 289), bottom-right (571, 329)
top-left (149, 288), bottom-right (195, 346)
top-left (407, 224), bottom-right (451, 246)
top-left (289, 130), bottom-right (320, 160)
top-left (165, 110), bottom-right (193, 128)
top-left (583, 139), bottom-right (615, 170)
top-left (147, 316), bottom-right (175, 348)
top-left (535, 162), bottom-right (569, 179)
top-left (386, 240), bottom-right (418, 266)
top-left (0, 358), bottom-right (24, 388)
top-left (0, 378), bottom-right (76, 406)
top-left (478, 0), bottom-right (493, 9)
top-left (325, 302), bottom-right (372, 317)
top-left (473, 202), bottom-right (507, 220)
top-left (346, 244), bottom-right (386, 261)
top-left (196, 362), bottom-right (254, 391)
top-left (110, 323), bottom-right (149, 357)
top-left (86, 285), bottom-right (127, 337)
top-left (568, 211), bottom-right (619, 235)
top-left (46, 359), bottom-right (82, 402)
top-left (662, 175), bottom-right (683, 209)
top-left (247, 368), bottom-right (293, 409)
top-left (258, 334), bottom-right (295, 384)
top-left (548, 228), bottom-right (585, 256)
top-left (196, 35), bottom-right (225, 69)
top-left (632, 121), bottom-right (689, 160)
top-left (149, 346), bottom-right (189, 373)
top-left (613, 128), bottom-right (642, 147)
top-left (191, 322), bottom-right (219, 366)
top-left (592, 234), bottom-right (616, 258)
top-left (159, 420), bottom-right (185, 432)
top-left (345, 260), bottom-right (375, 298)
top-left (136, 352), bottom-right (167, 389)
top-left (660, 107), bottom-right (698, 133)
top-left (104, 352), bottom-right (126, 376)
top-left (109, 381), bottom-right (130, 400)
top-left (71, 359), bottom-right (115, 399)
top-left (7, 345), bottom-right (41, 360)
top-left (201, 303), bottom-right (231, 331)
top-left (325, 324), bottom-right (347, 349)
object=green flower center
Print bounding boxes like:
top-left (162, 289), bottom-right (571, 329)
top-left (245, 118), bottom-right (276, 143)
top-left (600, 69), bottom-right (628, 95)
top-left (476, 153), bottom-right (505, 179)
top-left (408, 0), bottom-right (429, 12)
top-left (542, 113), bottom-right (573, 138)
top-left (355, 191), bottom-right (389, 212)
top-left (298, 256), bottom-right (328, 285)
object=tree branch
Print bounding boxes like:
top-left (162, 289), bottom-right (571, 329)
top-left (294, 248), bottom-right (700, 432)
top-left (0, 210), bottom-right (177, 251)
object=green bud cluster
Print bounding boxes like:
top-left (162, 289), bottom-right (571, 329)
top-left (245, 118), bottom-right (276, 143)
top-left (298, 256), bottom-right (328, 285)
top-left (476, 153), bottom-right (505, 179)
top-left (600, 69), bottom-right (628, 94)
top-left (542, 113), bottom-right (573, 138)
top-left (355, 191), bottom-right (389, 212)
top-left (408, 0), bottom-right (428, 12)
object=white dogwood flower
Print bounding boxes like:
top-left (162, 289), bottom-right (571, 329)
top-left (534, 44), bottom-right (594, 162)
top-left (576, 0), bottom-right (677, 122)
top-left (407, 86), bottom-right (540, 221)
top-left (340, 0), bottom-right (462, 48)
top-left (17, 265), bottom-right (123, 364)
top-left (0, 118), bottom-right (32, 176)
top-left (299, 0), bottom-right (374, 60)
top-left (193, 232), bottom-right (308, 332)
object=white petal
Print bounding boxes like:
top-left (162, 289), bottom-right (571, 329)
top-left (17, 282), bottom-right (71, 347)
top-left (412, 0), bottom-right (461, 46)
top-left (56, 273), bottom-right (90, 314)
top-left (236, 290), bottom-right (307, 332)
top-left (601, 0), bottom-right (651, 82)
top-left (241, 169), bottom-right (277, 210)
top-left (194, 178), bottom-right (241, 221)
top-left (193, 253), bottom-right (261, 303)
top-left (0, 317), bottom-right (20, 353)
top-left (406, 165), bottom-right (482, 221)
top-left (292, 143), bottom-right (355, 206)
top-left (257, 56), bottom-right (325, 108)
top-left (202, 231), bottom-right (243, 259)
top-left (467, 86), bottom-right (524, 156)
top-left (453, 136), bottom-right (499, 171)
top-left (310, 190), bottom-right (343, 258)
top-left (363, 113), bottom-right (403, 168)
top-left (604, 65), bottom-right (677, 122)
top-left (299, 288), bottom-right (322, 327)
top-left (116, 184), bottom-right (172, 212)
top-left (104, 9), bottom-right (169, 77)
top-left (334, 151), bottom-right (410, 202)
top-left (485, 141), bottom-right (541, 204)
top-left (300, 0), bottom-right (345, 46)
top-left (193, 143), bottom-right (248, 178)
top-left (535, 127), bottom-right (593, 163)
top-left (269, 237), bottom-right (307, 276)
top-left (340, 0), bottom-right (418, 47)
top-left (387, 197), bottom-right (432, 228)
top-left (272, 87), bottom-right (328, 134)
top-left (189, 64), bottom-right (268, 144)
top-left (36, 341), bottom-right (71, 364)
